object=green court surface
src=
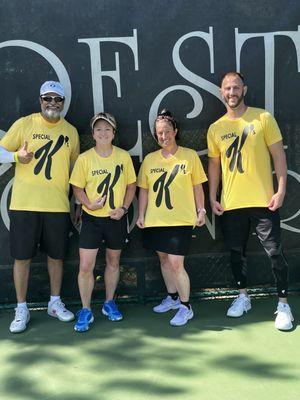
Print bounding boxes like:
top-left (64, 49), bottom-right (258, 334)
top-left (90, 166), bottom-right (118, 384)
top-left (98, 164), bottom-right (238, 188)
top-left (0, 296), bottom-right (299, 400)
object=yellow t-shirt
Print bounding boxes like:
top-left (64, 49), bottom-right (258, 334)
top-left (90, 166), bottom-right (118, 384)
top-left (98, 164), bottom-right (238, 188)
top-left (137, 146), bottom-right (207, 227)
top-left (207, 107), bottom-right (282, 211)
top-left (0, 113), bottom-right (79, 212)
top-left (70, 146), bottom-right (136, 217)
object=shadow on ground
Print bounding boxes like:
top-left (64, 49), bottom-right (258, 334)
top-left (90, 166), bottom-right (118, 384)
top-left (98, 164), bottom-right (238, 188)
top-left (0, 296), bottom-right (299, 400)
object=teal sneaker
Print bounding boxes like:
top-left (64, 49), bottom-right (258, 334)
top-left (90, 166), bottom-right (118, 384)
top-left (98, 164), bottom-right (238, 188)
top-left (74, 308), bottom-right (94, 332)
top-left (102, 300), bottom-right (123, 321)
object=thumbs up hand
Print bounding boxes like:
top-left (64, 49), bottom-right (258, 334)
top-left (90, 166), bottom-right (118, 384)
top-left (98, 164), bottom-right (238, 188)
top-left (17, 141), bottom-right (34, 164)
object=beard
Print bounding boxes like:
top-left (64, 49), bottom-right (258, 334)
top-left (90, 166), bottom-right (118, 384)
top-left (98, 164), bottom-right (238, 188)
top-left (42, 108), bottom-right (61, 121)
top-left (225, 93), bottom-right (244, 109)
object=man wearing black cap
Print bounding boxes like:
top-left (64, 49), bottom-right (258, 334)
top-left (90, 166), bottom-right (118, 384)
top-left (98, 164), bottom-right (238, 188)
top-left (0, 81), bottom-right (79, 333)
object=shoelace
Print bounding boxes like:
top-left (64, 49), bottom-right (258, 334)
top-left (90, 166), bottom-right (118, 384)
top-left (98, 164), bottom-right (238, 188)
top-left (78, 310), bottom-right (91, 322)
top-left (108, 305), bottom-right (120, 316)
top-left (231, 297), bottom-right (246, 310)
top-left (162, 296), bottom-right (176, 305)
top-left (176, 306), bottom-right (189, 317)
top-left (275, 306), bottom-right (290, 315)
top-left (53, 301), bottom-right (67, 312)
top-left (14, 308), bottom-right (28, 321)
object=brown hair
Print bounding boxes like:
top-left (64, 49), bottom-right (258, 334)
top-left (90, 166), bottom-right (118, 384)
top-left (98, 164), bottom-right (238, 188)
top-left (220, 71), bottom-right (245, 86)
top-left (154, 109), bottom-right (180, 140)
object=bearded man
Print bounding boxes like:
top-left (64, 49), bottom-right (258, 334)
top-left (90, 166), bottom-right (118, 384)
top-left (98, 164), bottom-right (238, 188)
top-left (0, 81), bottom-right (79, 333)
top-left (207, 72), bottom-right (293, 331)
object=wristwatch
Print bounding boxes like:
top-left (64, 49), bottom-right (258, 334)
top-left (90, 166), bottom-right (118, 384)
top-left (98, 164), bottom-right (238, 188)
top-left (197, 208), bottom-right (206, 214)
top-left (121, 206), bottom-right (128, 215)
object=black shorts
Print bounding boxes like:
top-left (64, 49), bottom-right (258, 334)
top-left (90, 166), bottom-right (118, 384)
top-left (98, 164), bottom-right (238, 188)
top-left (79, 211), bottom-right (128, 250)
top-left (10, 210), bottom-right (70, 260)
top-left (143, 226), bottom-right (193, 256)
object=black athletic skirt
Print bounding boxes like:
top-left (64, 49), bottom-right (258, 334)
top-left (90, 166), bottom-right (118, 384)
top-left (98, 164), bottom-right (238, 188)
top-left (143, 226), bottom-right (193, 256)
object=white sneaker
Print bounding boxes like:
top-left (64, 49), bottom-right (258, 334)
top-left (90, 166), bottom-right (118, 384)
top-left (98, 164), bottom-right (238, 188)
top-left (47, 299), bottom-right (74, 322)
top-left (170, 304), bottom-right (194, 326)
top-left (275, 303), bottom-right (294, 331)
top-left (153, 296), bottom-right (181, 313)
top-left (227, 295), bottom-right (251, 317)
top-left (10, 307), bottom-right (30, 333)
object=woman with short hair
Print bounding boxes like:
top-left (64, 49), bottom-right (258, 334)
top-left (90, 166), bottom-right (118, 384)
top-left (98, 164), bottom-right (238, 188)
top-left (70, 112), bottom-right (136, 332)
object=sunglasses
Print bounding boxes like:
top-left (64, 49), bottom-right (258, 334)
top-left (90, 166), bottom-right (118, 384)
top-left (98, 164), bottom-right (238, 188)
top-left (91, 113), bottom-right (117, 130)
top-left (99, 113), bottom-right (115, 124)
top-left (41, 95), bottom-right (64, 103)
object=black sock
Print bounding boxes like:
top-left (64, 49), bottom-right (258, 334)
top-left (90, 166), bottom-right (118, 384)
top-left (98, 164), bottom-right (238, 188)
top-left (180, 300), bottom-right (191, 309)
top-left (168, 292), bottom-right (178, 300)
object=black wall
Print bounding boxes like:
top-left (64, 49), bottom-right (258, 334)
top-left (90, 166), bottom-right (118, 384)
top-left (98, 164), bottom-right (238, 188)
top-left (1, 0), bottom-right (300, 303)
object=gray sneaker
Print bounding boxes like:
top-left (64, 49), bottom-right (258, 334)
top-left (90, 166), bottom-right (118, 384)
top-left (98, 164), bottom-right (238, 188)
top-left (227, 295), bottom-right (251, 317)
top-left (170, 304), bottom-right (194, 326)
top-left (153, 296), bottom-right (181, 313)
top-left (10, 307), bottom-right (30, 333)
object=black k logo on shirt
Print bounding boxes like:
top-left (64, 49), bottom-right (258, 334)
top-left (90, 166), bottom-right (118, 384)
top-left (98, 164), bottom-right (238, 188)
top-left (153, 164), bottom-right (180, 209)
top-left (97, 164), bottom-right (123, 209)
top-left (225, 124), bottom-right (254, 173)
top-left (34, 135), bottom-right (67, 180)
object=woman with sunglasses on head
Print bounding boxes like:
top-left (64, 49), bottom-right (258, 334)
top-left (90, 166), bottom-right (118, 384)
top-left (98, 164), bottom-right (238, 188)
top-left (70, 112), bottom-right (136, 332)
top-left (137, 109), bottom-right (207, 326)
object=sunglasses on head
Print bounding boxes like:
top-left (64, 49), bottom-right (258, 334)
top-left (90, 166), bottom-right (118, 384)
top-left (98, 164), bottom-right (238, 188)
top-left (41, 95), bottom-right (64, 103)
top-left (98, 113), bottom-right (115, 124)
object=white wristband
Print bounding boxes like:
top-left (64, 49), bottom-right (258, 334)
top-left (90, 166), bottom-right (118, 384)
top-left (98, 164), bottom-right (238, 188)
top-left (197, 208), bottom-right (206, 214)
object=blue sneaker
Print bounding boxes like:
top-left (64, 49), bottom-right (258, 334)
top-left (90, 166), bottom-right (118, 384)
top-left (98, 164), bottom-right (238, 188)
top-left (74, 308), bottom-right (94, 332)
top-left (102, 300), bottom-right (123, 321)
